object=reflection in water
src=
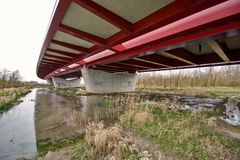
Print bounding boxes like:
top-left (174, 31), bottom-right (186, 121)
top-left (35, 88), bottom-right (117, 144)
top-left (0, 89), bottom-right (37, 160)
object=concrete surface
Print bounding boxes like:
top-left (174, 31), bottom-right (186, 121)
top-left (81, 67), bottom-right (138, 93)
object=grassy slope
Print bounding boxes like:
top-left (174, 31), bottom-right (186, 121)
top-left (119, 105), bottom-right (240, 160)
top-left (0, 88), bottom-right (30, 111)
top-left (137, 87), bottom-right (240, 98)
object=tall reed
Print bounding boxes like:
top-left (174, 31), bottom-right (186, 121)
top-left (137, 65), bottom-right (240, 89)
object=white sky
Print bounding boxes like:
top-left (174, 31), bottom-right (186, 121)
top-left (0, 0), bottom-right (57, 83)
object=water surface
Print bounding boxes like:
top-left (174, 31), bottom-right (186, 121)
top-left (0, 89), bottom-right (37, 160)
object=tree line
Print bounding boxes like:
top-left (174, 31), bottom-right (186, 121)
top-left (0, 69), bottom-right (23, 88)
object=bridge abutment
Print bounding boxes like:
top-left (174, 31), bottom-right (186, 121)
top-left (52, 77), bottom-right (81, 88)
top-left (81, 67), bottom-right (138, 93)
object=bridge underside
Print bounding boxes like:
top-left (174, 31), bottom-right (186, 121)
top-left (36, 0), bottom-right (240, 92)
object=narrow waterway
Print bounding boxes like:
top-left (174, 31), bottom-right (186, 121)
top-left (0, 88), bottom-right (226, 160)
top-left (0, 89), bottom-right (37, 160)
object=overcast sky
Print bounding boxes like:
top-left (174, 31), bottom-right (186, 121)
top-left (0, 0), bottom-right (57, 82)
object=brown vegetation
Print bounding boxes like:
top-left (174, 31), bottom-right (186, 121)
top-left (0, 87), bottom-right (30, 110)
top-left (137, 65), bottom-right (240, 89)
top-left (0, 69), bottom-right (24, 88)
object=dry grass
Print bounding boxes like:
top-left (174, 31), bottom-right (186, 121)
top-left (0, 69), bottom-right (24, 88)
top-left (119, 96), bottom-right (240, 159)
top-left (133, 110), bottom-right (153, 125)
top-left (137, 65), bottom-right (240, 89)
top-left (0, 87), bottom-right (30, 110)
top-left (75, 121), bottom-right (156, 160)
top-left (37, 147), bottom-right (74, 160)
top-left (200, 138), bottom-right (238, 160)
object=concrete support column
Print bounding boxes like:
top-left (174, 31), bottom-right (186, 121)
top-left (52, 77), bottom-right (81, 88)
top-left (81, 67), bottom-right (138, 93)
top-left (46, 78), bottom-right (53, 85)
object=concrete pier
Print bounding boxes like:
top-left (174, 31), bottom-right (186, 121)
top-left (52, 77), bottom-right (81, 88)
top-left (81, 67), bottom-right (138, 93)
top-left (46, 78), bottom-right (53, 85)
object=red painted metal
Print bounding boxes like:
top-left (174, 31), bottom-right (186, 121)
top-left (36, 0), bottom-right (72, 78)
top-left (42, 57), bottom-right (68, 63)
top-left (106, 0), bottom-right (227, 47)
top-left (41, 0), bottom-right (240, 79)
top-left (51, 39), bottom-right (88, 53)
top-left (46, 49), bottom-right (80, 58)
top-left (73, 0), bottom-right (133, 33)
top-left (45, 54), bottom-right (74, 62)
top-left (79, 49), bottom-right (115, 64)
top-left (121, 0), bottom-right (240, 50)
top-left (58, 24), bottom-right (106, 46)
top-left (72, 0), bottom-right (238, 67)
top-left (167, 48), bottom-right (197, 64)
top-left (87, 22), bottom-right (240, 66)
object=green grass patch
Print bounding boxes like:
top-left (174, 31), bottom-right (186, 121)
top-left (71, 140), bottom-right (141, 160)
top-left (120, 106), bottom-right (240, 159)
top-left (0, 93), bottom-right (23, 111)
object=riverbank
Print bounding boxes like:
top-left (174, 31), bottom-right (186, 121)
top-left (137, 87), bottom-right (240, 98)
top-left (35, 87), bottom-right (240, 160)
top-left (55, 87), bottom-right (87, 96)
top-left (0, 87), bottom-right (31, 112)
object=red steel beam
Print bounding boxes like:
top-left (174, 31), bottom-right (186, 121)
top-left (136, 54), bottom-right (188, 67)
top-left (41, 62), bottom-right (64, 67)
top-left (100, 64), bottom-right (136, 72)
top-left (107, 0), bottom-right (227, 46)
top-left (117, 59), bottom-right (165, 69)
top-left (87, 22), bottom-right (240, 67)
top-left (41, 61), bottom-right (64, 66)
top-left (37, 0), bottom-right (72, 78)
top-left (108, 62), bottom-right (149, 70)
top-left (166, 48), bottom-right (197, 64)
top-left (40, 0), bottom-right (238, 79)
top-left (93, 66), bottom-right (127, 72)
top-left (42, 57), bottom-right (69, 64)
top-left (59, 24), bottom-right (106, 46)
top-left (51, 39), bottom-right (89, 53)
top-left (73, 0), bottom-right (230, 63)
top-left (45, 54), bottom-right (74, 62)
top-left (40, 63), bottom-right (61, 67)
top-left (47, 48), bottom-right (80, 58)
top-left (73, 0), bottom-right (133, 33)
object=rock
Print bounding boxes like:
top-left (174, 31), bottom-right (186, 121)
top-left (220, 96), bottom-right (240, 126)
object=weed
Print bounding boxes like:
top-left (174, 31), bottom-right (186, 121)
top-left (120, 105), bottom-right (240, 159)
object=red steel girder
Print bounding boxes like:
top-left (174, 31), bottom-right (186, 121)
top-left (87, 22), bottom-right (240, 67)
top-left (59, 24), bottom-right (106, 46)
top-left (37, 0), bottom-right (72, 78)
top-left (51, 39), bottom-right (89, 53)
top-left (107, 0), bottom-right (227, 46)
top-left (42, 57), bottom-right (69, 64)
top-left (45, 54), bottom-right (74, 62)
top-left (47, 48), bottom-right (80, 58)
top-left (73, 0), bottom-right (133, 33)
top-left (39, 0), bottom-right (238, 79)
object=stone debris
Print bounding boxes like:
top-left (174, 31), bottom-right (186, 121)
top-left (220, 96), bottom-right (240, 126)
top-left (165, 96), bottom-right (224, 111)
